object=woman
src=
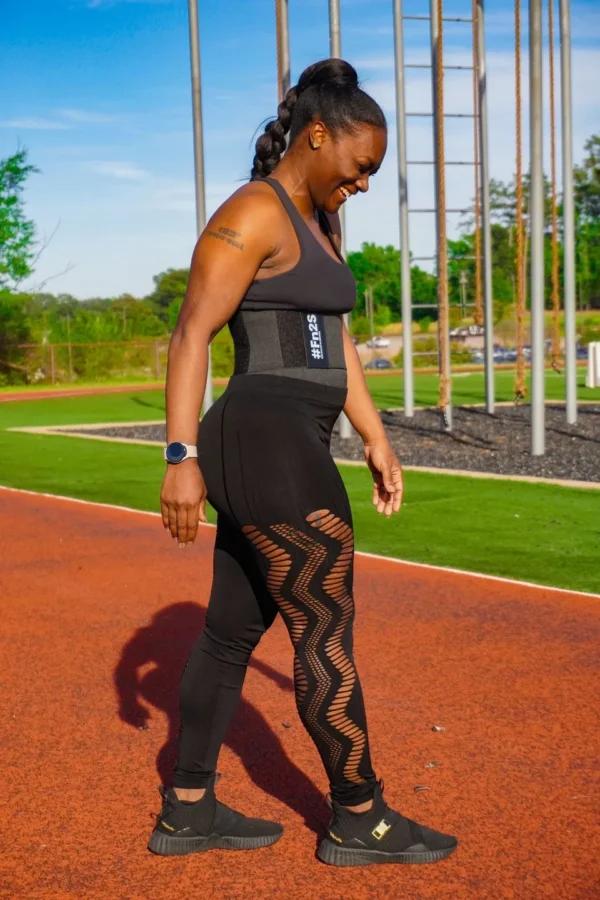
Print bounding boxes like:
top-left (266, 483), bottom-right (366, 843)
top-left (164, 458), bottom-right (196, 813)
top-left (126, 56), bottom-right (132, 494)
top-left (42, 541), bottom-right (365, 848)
top-left (150, 59), bottom-right (458, 868)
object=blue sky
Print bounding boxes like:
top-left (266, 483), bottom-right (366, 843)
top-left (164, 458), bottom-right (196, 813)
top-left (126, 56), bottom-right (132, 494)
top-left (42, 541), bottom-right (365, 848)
top-left (2, 0), bottom-right (599, 299)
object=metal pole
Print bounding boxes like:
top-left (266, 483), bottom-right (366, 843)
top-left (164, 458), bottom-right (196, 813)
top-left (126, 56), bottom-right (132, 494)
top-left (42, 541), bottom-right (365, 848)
top-left (328, 0), bottom-right (344, 258)
top-left (329, 0), bottom-right (352, 439)
top-left (367, 286), bottom-right (376, 364)
top-left (275, 0), bottom-right (291, 102)
top-left (188, 0), bottom-right (212, 411)
top-left (329, 0), bottom-right (341, 60)
top-left (393, 0), bottom-right (414, 417)
top-left (430, 0), bottom-right (452, 430)
top-left (529, 0), bottom-right (545, 454)
top-left (476, 0), bottom-right (494, 414)
top-left (559, 0), bottom-right (577, 424)
top-left (66, 316), bottom-right (73, 382)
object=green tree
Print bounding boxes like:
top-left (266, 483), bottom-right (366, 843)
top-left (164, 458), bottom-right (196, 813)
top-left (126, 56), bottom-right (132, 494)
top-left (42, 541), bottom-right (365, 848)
top-left (574, 133), bottom-right (600, 309)
top-left (0, 148), bottom-right (39, 290)
top-left (410, 264), bottom-right (437, 321)
top-left (347, 242), bottom-right (438, 326)
top-left (347, 243), bottom-right (401, 319)
top-left (0, 290), bottom-right (34, 383)
top-left (146, 268), bottom-right (189, 321)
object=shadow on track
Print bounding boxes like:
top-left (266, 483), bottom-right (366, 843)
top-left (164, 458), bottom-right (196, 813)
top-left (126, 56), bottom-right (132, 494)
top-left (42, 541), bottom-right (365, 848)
top-left (114, 602), bottom-right (328, 833)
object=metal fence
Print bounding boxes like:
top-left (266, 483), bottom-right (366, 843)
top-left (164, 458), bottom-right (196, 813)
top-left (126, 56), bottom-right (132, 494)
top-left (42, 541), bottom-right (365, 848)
top-left (1, 340), bottom-right (170, 386)
top-left (0, 332), bottom-right (565, 387)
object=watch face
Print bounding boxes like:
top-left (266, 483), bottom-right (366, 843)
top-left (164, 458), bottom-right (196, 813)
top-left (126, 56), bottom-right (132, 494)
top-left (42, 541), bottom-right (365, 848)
top-left (166, 441), bottom-right (187, 463)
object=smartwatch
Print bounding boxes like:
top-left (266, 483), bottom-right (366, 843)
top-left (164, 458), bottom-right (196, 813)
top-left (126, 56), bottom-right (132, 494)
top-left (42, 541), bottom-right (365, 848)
top-left (164, 442), bottom-right (199, 464)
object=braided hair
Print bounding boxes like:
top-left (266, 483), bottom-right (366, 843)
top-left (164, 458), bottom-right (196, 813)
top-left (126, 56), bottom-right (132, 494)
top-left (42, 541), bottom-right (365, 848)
top-left (250, 58), bottom-right (386, 180)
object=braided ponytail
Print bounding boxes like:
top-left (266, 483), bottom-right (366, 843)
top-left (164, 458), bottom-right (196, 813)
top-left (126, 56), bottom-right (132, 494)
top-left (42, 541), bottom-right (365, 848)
top-left (251, 87), bottom-right (298, 179)
top-left (249, 59), bottom-right (386, 180)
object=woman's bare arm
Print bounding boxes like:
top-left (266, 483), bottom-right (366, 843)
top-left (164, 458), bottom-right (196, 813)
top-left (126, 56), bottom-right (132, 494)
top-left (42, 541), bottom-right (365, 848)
top-left (161, 185), bottom-right (280, 545)
top-left (323, 209), bottom-right (403, 516)
top-left (341, 319), bottom-right (404, 517)
top-left (166, 186), bottom-right (278, 445)
top-left (342, 321), bottom-right (388, 444)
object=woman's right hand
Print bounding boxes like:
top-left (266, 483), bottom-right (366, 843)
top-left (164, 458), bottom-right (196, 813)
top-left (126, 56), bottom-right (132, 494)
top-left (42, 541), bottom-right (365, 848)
top-left (160, 460), bottom-right (208, 547)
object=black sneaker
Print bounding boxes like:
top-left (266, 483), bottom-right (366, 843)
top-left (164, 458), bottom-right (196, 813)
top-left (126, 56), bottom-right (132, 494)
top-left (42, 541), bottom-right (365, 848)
top-left (317, 779), bottom-right (458, 867)
top-left (148, 774), bottom-right (283, 856)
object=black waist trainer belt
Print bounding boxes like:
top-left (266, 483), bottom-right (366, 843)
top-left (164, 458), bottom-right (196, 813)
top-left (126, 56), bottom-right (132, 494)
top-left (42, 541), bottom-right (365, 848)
top-left (228, 308), bottom-right (348, 389)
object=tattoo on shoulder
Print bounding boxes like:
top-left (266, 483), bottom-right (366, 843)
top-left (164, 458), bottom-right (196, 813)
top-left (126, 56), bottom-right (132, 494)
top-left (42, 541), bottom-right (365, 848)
top-left (206, 226), bottom-right (244, 251)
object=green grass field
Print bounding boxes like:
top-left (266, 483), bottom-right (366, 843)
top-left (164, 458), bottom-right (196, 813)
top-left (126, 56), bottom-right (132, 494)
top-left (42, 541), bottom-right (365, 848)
top-left (2, 373), bottom-right (599, 595)
top-left (365, 367), bottom-right (598, 409)
top-left (2, 364), bottom-right (596, 407)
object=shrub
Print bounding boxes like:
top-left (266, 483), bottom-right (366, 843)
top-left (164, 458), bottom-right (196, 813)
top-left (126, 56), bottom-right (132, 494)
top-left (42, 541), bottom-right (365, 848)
top-left (210, 330), bottom-right (235, 377)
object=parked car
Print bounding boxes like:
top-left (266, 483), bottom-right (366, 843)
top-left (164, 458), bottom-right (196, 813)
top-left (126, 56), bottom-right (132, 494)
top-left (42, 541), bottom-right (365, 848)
top-left (502, 349), bottom-right (518, 362)
top-left (470, 350), bottom-right (484, 363)
top-left (364, 358), bottom-right (393, 370)
top-left (576, 344), bottom-right (588, 359)
top-left (366, 336), bottom-right (391, 348)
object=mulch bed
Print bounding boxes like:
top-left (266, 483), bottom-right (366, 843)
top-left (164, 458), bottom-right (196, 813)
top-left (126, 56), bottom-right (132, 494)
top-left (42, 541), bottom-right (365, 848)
top-left (68, 403), bottom-right (600, 484)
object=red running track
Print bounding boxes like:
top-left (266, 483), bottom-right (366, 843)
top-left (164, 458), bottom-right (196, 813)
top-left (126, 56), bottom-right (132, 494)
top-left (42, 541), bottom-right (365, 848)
top-left (1, 489), bottom-right (599, 899)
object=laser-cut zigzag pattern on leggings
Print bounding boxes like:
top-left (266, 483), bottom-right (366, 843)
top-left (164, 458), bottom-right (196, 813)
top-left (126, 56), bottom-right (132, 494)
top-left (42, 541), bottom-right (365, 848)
top-left (306, 509), bottom-right (367, 785)
top-left (241, 525), bottom-right (309, 706)
top-left (269, 523), bottom-right (342, 768)
top-left (243, 510), bottom-right (368, 791)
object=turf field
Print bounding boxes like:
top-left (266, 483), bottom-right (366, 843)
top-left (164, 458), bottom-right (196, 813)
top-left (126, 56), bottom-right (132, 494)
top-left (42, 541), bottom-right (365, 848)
top-left (1, 372), bottom-right (598, 595)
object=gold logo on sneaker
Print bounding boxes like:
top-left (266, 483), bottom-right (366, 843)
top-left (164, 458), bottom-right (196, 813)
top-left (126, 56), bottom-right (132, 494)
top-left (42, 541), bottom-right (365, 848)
top-left (328, 831), bottom-right (343, 843)
top-left (160, 821), bottom-right (176, 832)
top-left (372, 819), bottom-right (391, 840)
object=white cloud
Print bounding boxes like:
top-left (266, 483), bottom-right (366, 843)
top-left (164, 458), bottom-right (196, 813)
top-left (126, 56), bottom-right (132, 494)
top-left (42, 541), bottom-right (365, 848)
top-left (344, 44), bottom-right (600, 268)
top-left (142, 178), bottom-right (243, 214)
top-left (87, 161), bottom-right (151, 179)
top-left (484, 5), bottom-right (600, 42)
top-left (0, 117), bottom-right (70, 130)
top-left (59, 108), bottom-right (121, 124)
top-left (347, 26), bottom-right (393, 36)
top-left (85, 0), bottom-right (174, 7)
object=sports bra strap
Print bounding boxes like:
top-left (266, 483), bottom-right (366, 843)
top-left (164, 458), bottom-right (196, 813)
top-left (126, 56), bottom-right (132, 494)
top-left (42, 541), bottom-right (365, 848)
top-left (261, 177), bottom-right (308, 245)
top-left (261, 177), bottom-right (345, 265)
top-left (317, 209), bottom-right (345, 263)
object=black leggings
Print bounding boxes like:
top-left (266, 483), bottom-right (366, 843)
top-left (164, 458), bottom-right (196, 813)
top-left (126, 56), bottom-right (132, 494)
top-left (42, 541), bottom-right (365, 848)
top-left (172, 374), bottom-right (377, 806)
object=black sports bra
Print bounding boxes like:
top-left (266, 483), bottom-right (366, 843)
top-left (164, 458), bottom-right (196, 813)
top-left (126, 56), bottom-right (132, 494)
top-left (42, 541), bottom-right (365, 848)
top-left (239, 177), bottom-right (357, 314)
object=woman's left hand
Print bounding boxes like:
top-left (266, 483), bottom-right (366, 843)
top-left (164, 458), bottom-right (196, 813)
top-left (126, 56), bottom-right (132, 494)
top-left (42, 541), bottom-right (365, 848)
top-left (363, 440), bottom-right (404, 517)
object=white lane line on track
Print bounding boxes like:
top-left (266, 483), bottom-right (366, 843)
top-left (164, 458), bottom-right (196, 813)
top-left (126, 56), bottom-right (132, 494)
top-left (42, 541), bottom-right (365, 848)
top-left (2, 484), bottom-right (598, 600)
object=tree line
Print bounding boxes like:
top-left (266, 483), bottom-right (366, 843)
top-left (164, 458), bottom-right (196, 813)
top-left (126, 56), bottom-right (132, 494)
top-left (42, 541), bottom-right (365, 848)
top-left (1, 133), bottom-right (599, 384)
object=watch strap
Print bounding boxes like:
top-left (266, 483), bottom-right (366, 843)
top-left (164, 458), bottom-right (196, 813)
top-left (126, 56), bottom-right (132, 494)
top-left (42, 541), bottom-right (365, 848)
top-left (163, 443), bottom-right (198, 461)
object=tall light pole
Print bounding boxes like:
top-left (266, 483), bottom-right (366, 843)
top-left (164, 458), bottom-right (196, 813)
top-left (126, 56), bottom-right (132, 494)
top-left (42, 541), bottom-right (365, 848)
top-left (329, 0), bottom-right (352, 439)
top-left (430, 0), bottom-right (452, 430)
top-left (188, 0), bottom-right (212, 411)
top-left (529, 0), bottom-right (545, 454)
top-left (328, 0), bottom-right (343, 256)
top-left (559, 0), bottom-right (577, 424)
top-left (477, 0), bottom-right (495, 415)
top-left (275, 0), bottom-right (291, 102)
top-left (393, 0), bottom-right (414, 418)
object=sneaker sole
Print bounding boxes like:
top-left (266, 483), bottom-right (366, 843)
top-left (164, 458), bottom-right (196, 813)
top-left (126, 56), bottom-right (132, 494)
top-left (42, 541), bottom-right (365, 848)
top-left (317, 838), bottom-right (457, 867)
top-left (148, 830), bottom-right (283, 856)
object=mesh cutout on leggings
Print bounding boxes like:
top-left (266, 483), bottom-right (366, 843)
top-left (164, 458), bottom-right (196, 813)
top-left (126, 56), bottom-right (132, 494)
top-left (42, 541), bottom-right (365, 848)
top-left (307, 509), bottom-right (367, 784)
top-left (242, 509), bottom-right (370, 791)
top-left (242, 525), bottom-right (309, 705)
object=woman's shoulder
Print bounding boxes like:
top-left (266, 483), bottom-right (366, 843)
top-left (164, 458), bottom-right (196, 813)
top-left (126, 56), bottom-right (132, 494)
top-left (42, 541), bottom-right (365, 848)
top-left (209, 179), bottom-right (286, 233)
top-left (221, 179), bottom-right (284, 212)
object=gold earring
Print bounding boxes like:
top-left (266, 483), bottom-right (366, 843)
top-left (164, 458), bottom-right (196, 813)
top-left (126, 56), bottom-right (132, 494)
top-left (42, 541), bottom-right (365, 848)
top-left (310, 138), bottom-right (318, 150)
